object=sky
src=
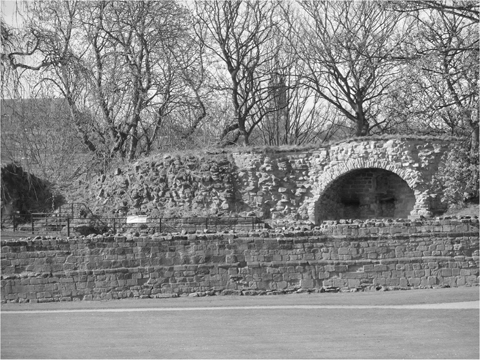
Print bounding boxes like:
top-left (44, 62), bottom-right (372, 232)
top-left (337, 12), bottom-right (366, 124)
top-left (1, 0), bottom-right (26, 28)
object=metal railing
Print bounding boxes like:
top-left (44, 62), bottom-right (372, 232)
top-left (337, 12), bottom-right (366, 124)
top-left (6, 213), bottom-right (264, 237)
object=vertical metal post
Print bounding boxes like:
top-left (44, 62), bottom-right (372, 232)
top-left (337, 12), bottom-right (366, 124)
top-left (113, 218), bottom-right (116, 233)
top-left (13, 213), bottom-right (16, 232)
top-left (31, 213), bottom-right (34, 234)
top-left (159, 218), bottom-right (162, 233)
top-left (67, 217), bottom-right (70, 237)
top-left (206, 217), bottom-right (208, 231)
top-left (252, 216), bottom-right (254, 231)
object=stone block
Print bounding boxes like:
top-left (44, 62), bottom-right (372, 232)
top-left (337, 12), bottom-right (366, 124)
top-left (301, 279), bottom-right (314, 288)
top-left (451, 268), bottom-right (460, 276)
top-left (363, 264), bottom-right (374, 272)
top-left (317, 272), bottom-right (329, 279)
top-left (466, 275), bottom-right (478, 284)
top-left (456, 276), bottom-right (466, 286)
top-left (414, 270), bottom-right (425, 277)
top-left (373, 277), bottom-right (386, 285)
top-left (332, 278), bottom-right (346, 287)
top-left (409, 277), bottom-right (421, 286)
top-left (347, 279), bottom-right (360, 288)
top-left (440, 269), bottom-right (452, 277)
top-left (373, 264), bottom-right (388, 272)
top-left (342, 272), bottom-right (367, 279)
top-left (386, 278), bottom-right (400, 286)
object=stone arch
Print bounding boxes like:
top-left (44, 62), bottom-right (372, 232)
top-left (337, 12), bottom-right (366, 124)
top-left (313, 168), bottom-right (416, 223)
top-left (308, 158), bottom-right (426, 224)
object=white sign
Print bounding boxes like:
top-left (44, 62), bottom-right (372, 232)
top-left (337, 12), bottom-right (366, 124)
top-left (126, 215), bottom-right (148, 224)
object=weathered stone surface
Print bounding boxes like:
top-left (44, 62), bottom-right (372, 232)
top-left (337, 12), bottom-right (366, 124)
top-left (1, 217), bottom-right (478, 302)
top-left (66, 136), bottom-right (454, 225)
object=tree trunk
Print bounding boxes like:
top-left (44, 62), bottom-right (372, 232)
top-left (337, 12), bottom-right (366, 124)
top-left (467, 109), bottom-right (479, 158)
top-left (238, 120), bottom-right (249, 146)
top-left (66, 98), bottom-right (97, 153)
top-left (353, 99), bottom-right (369, 136)
top-left (127, 119), bottom-right (139, 161)
top-left (355, 115), bottom-right (369, 136)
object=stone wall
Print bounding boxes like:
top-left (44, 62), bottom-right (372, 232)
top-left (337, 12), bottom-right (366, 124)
top-left (2, 217), bottom-right (478, 303)
top-left (68, 136), bottom-right (454, 225)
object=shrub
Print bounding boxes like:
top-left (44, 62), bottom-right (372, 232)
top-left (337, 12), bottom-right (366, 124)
top-left (435, 141), bottom-right (479, 208)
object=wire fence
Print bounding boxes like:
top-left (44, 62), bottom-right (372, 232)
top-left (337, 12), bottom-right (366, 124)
top-left (4, 212), bottom-right (264, 237)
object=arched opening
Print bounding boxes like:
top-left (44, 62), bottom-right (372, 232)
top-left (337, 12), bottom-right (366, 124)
top-left (315, 168), bottom-right (416, 223)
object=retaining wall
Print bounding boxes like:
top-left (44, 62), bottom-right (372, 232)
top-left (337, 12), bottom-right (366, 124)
top-left (1, 218), bottom-right (478, 302)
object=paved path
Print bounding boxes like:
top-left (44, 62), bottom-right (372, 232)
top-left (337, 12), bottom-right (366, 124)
top-left (2, 287), bottom-right (479, 359)
top-left (3, 300), bottom-right (478, 314)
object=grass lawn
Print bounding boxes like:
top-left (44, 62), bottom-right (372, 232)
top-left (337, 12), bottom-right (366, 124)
top-left (2, 287), bottom-right (478, 359)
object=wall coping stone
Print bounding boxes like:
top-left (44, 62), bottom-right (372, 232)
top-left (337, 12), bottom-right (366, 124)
top-left (199, 135), bottom-right (463, 157)
top-left (2, 217), bottom-right (477, 248)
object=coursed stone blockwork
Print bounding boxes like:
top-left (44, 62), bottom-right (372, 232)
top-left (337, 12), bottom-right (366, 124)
top-left (1, 218), bottom-right (478, 302)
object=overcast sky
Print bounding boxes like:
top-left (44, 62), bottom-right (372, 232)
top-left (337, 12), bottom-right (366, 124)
top-left (1, 0), bottom-right (26, 28)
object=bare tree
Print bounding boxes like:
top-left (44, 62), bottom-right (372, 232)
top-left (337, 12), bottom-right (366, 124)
top-left (253, 71), bottom-right (345, 145)
top-left (387, 0), bottom-right (479, 152)
top-left (285, 0), bottom-right (411, 137)
top-left (3, 0), bottom-right (210, 162)
top-left (194, 0), bottom-right (287, 146)
top-left (1, 97), bottom-right (86, 183)
top-left (389, 0), bottom-right (479, 23)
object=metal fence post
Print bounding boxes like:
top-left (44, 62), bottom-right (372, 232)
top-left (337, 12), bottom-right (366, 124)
top-left (206, 217), bottom-right (208, 231)
top-left (13, 213), bottom-right (16, 232)
top-left (159, 218), bottom-right (162, 233)
top-left (113, 218), bottom-right (116, 233)
top-left (31, 213), bottom-right (34, 234)
top-left (67, 217), bottom-right (70, 237)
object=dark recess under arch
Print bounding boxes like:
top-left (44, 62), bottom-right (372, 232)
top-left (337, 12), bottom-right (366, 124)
top-left (315, 168), bottom-right (416, 223)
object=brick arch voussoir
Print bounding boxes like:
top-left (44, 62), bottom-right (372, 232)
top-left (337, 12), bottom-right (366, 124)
top-left (319, 160), bottom-right (418, 195)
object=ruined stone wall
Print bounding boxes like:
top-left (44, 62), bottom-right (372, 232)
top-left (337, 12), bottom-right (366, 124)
top-left (305, 137), bottom-right (450, 222)
top-left (68, 136), bottom-right (453, 225)
top-left (232, 136), bottom-right (450, 223)
top-left (231, 149), bottom-right (313, 222)
top-left (2, 217), bottom-right (478, 303)
top-left (72, 153), bottom-right (236, 218)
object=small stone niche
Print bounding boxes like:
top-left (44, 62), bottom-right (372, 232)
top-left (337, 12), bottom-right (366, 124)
top-left (315, 168), bottom-right (416, 223)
